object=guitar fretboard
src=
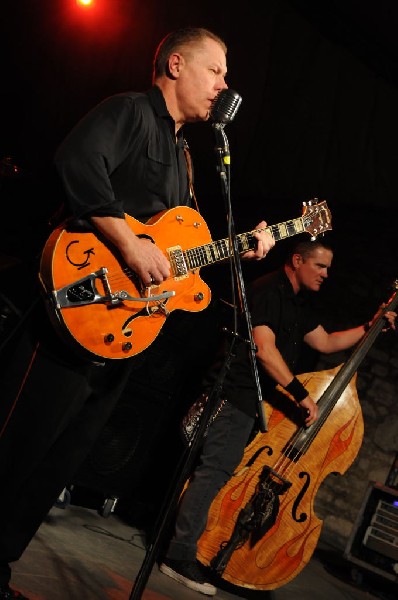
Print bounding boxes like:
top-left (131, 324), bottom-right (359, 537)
top-left (185, 217), bottom-right (304, 269)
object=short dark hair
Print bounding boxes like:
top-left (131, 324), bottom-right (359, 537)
top-left (153, 27), bottom-right (227, 80)
top-left (285, 238), bottom-right (333, 266)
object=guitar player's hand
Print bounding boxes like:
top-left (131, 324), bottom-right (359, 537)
top-left (123, 235), bottom-right (171, 287)
top-left (242, 220), bottom-right (275, 261)
top-left (90, 214), bottom-right (170, 286)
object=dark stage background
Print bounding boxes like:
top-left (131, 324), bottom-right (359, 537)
top-left (2, 0), bottom-right (398, 305)
top-left (1, 0), bottom-right (398, 558)
top-left (2, 0), bottom-right (398, 220)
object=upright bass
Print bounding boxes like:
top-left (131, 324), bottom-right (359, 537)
top-left (197, 280), bottom-right (398, 591)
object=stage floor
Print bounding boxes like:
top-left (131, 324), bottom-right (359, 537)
top-left (9, 502), bottom-right (395, 600)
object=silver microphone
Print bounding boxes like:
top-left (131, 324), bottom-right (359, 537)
top-left (210, 89), bottom-right (242, 124)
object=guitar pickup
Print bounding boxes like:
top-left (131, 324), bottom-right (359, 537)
top-left (52, 268), bottom-right (175, 309)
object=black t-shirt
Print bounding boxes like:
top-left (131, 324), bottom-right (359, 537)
top-left (206, 268), bottom-right (321, 417)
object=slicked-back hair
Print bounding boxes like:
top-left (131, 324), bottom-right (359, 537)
top-left (153, 27), bottom-right (227, 81)
top-left (285, 239), bottom-right (333, 267)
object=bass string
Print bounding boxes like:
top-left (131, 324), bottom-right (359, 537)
top-left (255, 406), bottom-right (322, 495)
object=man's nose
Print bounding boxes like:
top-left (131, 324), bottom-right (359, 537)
top-left (219, 79), bottom-right (228, 90)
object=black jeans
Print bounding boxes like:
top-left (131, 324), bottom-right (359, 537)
top-left (165, 401), bottom-right (255, 562)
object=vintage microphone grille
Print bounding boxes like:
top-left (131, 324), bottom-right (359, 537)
top-left (210, 89), bottom-right (242, 124)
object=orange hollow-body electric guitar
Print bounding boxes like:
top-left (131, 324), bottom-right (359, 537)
top-left (39, 201), bottom-right (331, 360)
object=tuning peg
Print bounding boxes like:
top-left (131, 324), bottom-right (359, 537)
top-left (303, 198), bottom-right (320, 208)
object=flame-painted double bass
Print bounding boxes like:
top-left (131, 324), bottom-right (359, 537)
top-left (197, 280), bottom-right (398, 591)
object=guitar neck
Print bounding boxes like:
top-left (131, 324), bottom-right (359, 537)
top-left (184, 217), bottom-right (305, 270)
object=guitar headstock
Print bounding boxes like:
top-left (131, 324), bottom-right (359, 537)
top-left (302, 199), bottom-right (332, 240)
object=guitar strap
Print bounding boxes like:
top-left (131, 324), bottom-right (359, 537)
top-left (183, 139), bottom-right (200, 213)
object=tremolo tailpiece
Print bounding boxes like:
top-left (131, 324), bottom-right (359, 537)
top-left (51, 267), bottom-right (175, 310)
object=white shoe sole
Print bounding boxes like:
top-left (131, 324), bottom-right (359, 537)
top-left (159, 563), bottom-right (217, 596)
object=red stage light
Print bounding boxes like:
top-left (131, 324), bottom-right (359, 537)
top-left (76, 0), bottom-right (95, 7)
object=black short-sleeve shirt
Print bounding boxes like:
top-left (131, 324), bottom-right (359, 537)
top-left (216, 268), bottom-right (321, 417)
top-left (55, 85), bottom-right (190, 223)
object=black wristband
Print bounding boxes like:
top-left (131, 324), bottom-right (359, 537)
top-left (363, 322), bottom-right (371, 333)
top-left (284, 377), bottom-right (308, 403)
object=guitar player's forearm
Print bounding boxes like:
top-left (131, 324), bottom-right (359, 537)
top-left (90, 215), bottom-right (170, 285)
top-left (90, 215), bottom-right (137, 252)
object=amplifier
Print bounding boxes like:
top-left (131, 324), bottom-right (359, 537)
top-left (345, 481), bottom-right (398, 584)
top-left (363, 499), bottom-right (398, 560)
top-left (371, 500), bottom-right (398, 530)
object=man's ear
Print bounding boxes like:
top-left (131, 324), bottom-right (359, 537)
top-left (292, 253), bottom-right (302, 269)
top-left (167, 52), bottom-right (183, 80)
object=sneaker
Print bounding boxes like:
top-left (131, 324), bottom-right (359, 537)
top-left (0, 586), bottom-right (29, 600)
top-left (159, 558), bottom-right (217, 596)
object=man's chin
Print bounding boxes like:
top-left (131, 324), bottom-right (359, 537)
top-left (189, 111), bottom-right (210, 122)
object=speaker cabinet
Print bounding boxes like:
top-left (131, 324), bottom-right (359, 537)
top-left (344, 481), bottom-right (398, 584)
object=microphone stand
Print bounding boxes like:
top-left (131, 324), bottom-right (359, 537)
top-left (212, 123), bottom-right (268, 434)
top-left (128, 120), bottom-right (267, 600)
